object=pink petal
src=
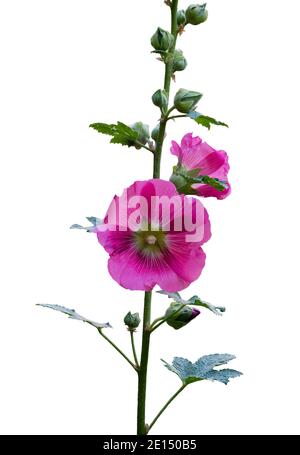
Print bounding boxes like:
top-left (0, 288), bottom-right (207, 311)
top-left (107, 247), bottom-right (188, 292)
top-left (198, 150), bottom-right (227, 175)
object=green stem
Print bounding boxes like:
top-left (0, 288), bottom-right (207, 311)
top-left (167, 114), bottom-right (187, 122)
top-left (130, 331), bottom-right (140, 369)
top-left (135, 141), bottom-right (154, 153)
top-left (148, 384), bottom-right (187, 433)
top-left (137, 291), bottom-right (152, 435)
top-left (150, 303), bottom-right (186, 333)
top-left (153, 0), bottom-right (179, 178)
top-left (137, 0), bottom-right (180, 436)
top-left (97, 329), bottom-right (138, 372)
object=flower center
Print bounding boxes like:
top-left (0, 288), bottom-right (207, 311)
top-left (134, 230), bottom-right (166, 256)
top-left (145, 235), bottom-right (157, 245)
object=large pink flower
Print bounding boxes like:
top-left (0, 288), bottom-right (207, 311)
top-left (171, 133), bottom-right (231, 199)
top-left (96, 179), bottom-right (211, 292)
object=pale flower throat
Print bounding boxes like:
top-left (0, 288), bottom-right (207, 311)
top-left (134, 230), bottom-right (166, 256)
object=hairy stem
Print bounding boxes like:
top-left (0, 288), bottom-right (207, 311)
top-left (137, 0), bottom-right (180, 436)
top-left (137, 291), bottom-right (152, 434)
top-left (97, 329), bottom-right (138, 372)
top-left (148, 384), bottom-right (187, 433)
top-left (153, 0), bottom-right (179, 178)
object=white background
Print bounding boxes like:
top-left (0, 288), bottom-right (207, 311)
top-left (1, 0), bottom-right (300, 435)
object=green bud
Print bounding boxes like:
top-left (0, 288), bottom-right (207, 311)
top-left (151, 27), bottom-right (174, 51)
top-left (124, 312), bottom-right (141, 330)
top-left (170, 171), bottom-right (190, 193)
top-left (130, 122), bottom-right (150, 147)
top-left (177, 9), bottom-right (186, 26)
top-left (151, 124), bottom-right (167, 142)
top-left (151, 124), bottom-right (160, 142)
top-left (152, 89), bottom-right (168, 112)
top-left (174, 88), bottom-right (202, 113)
top-left (173, 49), bottom-right (188, 73)
top-left (186, 3), bottom-right (208, 25)
top-left (165, 303), bottom-right (200, 330)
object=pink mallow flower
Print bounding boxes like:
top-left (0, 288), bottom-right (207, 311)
top-left (170, 133), bottom-right (231, 199)
top-left (96, 179), bottom-right (211, 292)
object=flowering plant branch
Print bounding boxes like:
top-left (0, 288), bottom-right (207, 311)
top-left (39, 1), bottom-right (241, 435)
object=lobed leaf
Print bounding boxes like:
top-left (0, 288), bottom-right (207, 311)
top-left (162, 354), bottom-right (242, 385)
top-left (157, 290), bottom-right (225, 316)
top-left (70, 216), bottom-right (103, 233)
top-left (37, 304), bottom-right (112, 329)
top-left (188, 111), bottom-right (228, 130)
top-left (90, 121), bottom-right (139, 147)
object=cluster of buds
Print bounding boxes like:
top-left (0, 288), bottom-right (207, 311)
top-left (165, 303), bottom-right (200, 330)
top-left (177, 3), bottom-right (208, 33)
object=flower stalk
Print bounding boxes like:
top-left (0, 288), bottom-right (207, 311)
top-left (153, 0), bottom-right (179, 179)
top-left (137, 0), bottom-right (180, 435)
top-left (137, 291), bottom-right (152, 434)
top-left (39, 0), bottom-right (241, 437)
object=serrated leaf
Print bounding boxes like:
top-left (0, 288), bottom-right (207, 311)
top-left (188, 111), bottom-right (228, 130)
top-left (86, 216), bottom-right (102, 226)
top-left (162, 354), bottom-right (242, 385)
top-left (157, 290), bottom-right (225, 316)
top-left (37, 304), bottom-right (112, 329)
top-left (90, 121), bottom-right (139, 147)
top-left (89, 123), bottom-right (116, 135)
top-left (178, 169), bottom-right (228, 192)
top-left (157, 290), bottom-right (183, 302)
top-left (187, 296), bottom-right (226, 316)
top-left (70, 216), bottom-right (103, 233)
top-left (172, 165), bottom-right (228, 192)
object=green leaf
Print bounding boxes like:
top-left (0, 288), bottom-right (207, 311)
top-left (157, 290), bottom-right (225, 316)
top-left (182, 171), bottom-right (228, 191)
top-left (171, 165), bottom-right (228, 193)
top-left (89, 123), bottom-right (116, 136)
top-left (70, 216), bottom-right (103, 233)
top-left (90, 121), bottom-right (139, 147)
top-left (37, 304), bottom-right (112, 329)
top-left (162, 354), bottom-right (242, 385)
top-left (188, 111), bottom-right (229, 130)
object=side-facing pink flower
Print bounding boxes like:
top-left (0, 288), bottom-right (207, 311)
top-left (96, 179), bottom-right (211, 292)
top-left (170, 133), bottom-right (231, 199)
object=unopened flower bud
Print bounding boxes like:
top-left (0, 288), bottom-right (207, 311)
top-left (174, 88), bottom-right (202, 113)
top-left (151, 124), bottom-right (160, 142)
top-left (173, 49), bottom-right (187, 73)
top-left (152, 89), bottom-right (168, 112)
top-left (151, 124), bottom-right (167, 142)
top-left (151, 27), bottom-right (174, 51)
top-left (177, 9), bottom-right (186, 26)
top-left (170, 171), bottom-right (189, 193)
top-left (124, 312), bottom-right (141, 330)
top-left (130, 122), bottom-right (150, 148)
top-left (165, 303), bottom-right (200, 330)
top-left (186, 3), bottom-right (208, 25)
